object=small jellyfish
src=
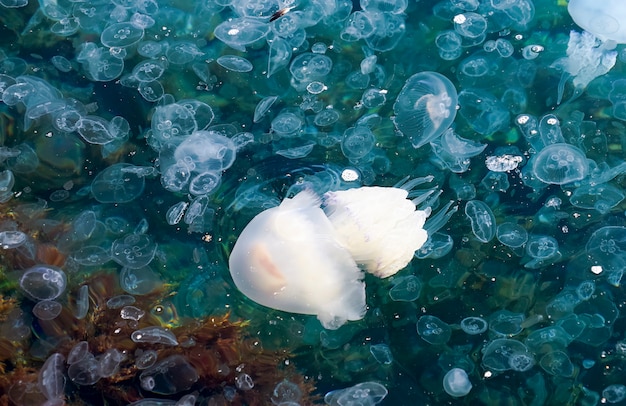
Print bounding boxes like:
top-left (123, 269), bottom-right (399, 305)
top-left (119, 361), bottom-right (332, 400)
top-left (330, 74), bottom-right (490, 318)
top-left (216, 55), bottom-right (254, 72)
top-left (32, 300), bottom-right (63, 320)
top-left (416, 315), bottom-right (452, 345)
top-left (496, 222), bottom-right (528, 248)
top-left (393, 71), bottom-right (458, 148)
top-left (482, 338), bottom-right (534, 372)
top-left (91, 163), bottom-right (145, 203)
top-left (341, 126), bottom-right (375, 160)
top-left (139, 355), bottom-right (198, 395)
top-left (603, 384), bottom-right (626, 403)
top-left (460, 316), bottom-right (488, 335)
top-left (443, 368), bottom-right (472, 397)
top-left (464, 200), bottom-right (496, 243)
top-left (453, 12), bottom-right (487, 38)
top-left (19, 265), bottom-right (67, 301)
top-left (388, 275), bottom-right (421, 302)
top-left (532, 143), bottom-right (589, 185)
top-left (173, 131), bottom-right (236, 172)
top-left (111, 233), bottom-right (157, 269)
top-left (228, 190), bottom-right (366, 330)
top-left (539, 350), bottom-right (574, 377)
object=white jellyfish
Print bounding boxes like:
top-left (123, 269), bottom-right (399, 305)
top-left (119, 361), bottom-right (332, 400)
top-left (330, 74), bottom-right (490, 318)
top-left (568, 0), bottom-right (626, 44)
top-left (323, 186), bottom-right (430, 278)
top-left (228, 190), bottom-right (366, 330)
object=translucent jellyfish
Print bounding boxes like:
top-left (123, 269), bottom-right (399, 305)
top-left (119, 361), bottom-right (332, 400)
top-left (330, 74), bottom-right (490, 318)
top-left (150, 103), bottom-right (198, 146)
top-left (228, 190), bottom-right (366, 330)
top-left (324, 381), bottom-right (388, 406)
top-left (539, 350), bottom-right (574, 377)
top-left (67, 341), bottom-right (90, 364)
top-left (91, 163), bottom-right (145, 203)
top-left (289, 53), bottom-right (333, 82)
top-left (323, 186), bottom-right (430, 278)
top-left (138, 80), bottom-right (164, 102)
top-left (189, 171), bottom-right (221, 196)
top-left (341, 126), bottom-right (375, 160)
top-left (314, 108), bottom-right (340, 127)
top-left (568, 0), bottom-right (626, 44)
top-left (111, 233), bottom-right (157, 269)
top-left (496, 222), bottom-right (528, 248)
top-left (364, 12), bottom-right (406, 52)
top-left (489, 310), bottom-right (524, 337)
top-left (214, 17), bottom-right (270, 51)
top-left (19, 265), bottom-right (67, 301)
top-left (436, 30), bottom-right (463, 60)
top-left (140, 355), bottom-right (198, 395)
top-left (457, 88), bottom-right (510, 135)
top-left (51, 55), bottom-right (72, 72)
top-left (392, 71), bottom-right (458, 148)
top-left (68, 355), bottom-right (100, 385)
top-left (369, 344), bottom-right (393, 364)
top-left (417, 315), bottom-right (452, 345)
top-left (569, 183), bottom-right (625, 214)
top-left (38, 353), bottom-right (65, 401)
top-left (464, 200), bottom-right (496, 243)
top-left (415, 232), bottom-right (454, 259)
top-left (173, 131), bottom-right (236, 172)
top-left (341, 11), bottom-right (375, 42)
top-left (101, 22), bottom-right (144, 48)
top-left (132, 326), bottom-right (178, 345)
top-left (216, 55), bottom-right (253, 72)
top-left (586, 226), bottom-right (626, 273)
top-left (482, 338), bottom-right (535, 372)
top-left (32, 300), bottom-right (63, 320)
top-left (453, 13), bottom-right (487, 38)
top-left (253, 95), bottom-right (278, 123)
top-left (388, 275), bottom-right (421, 302)
top-left (603, 384), bottom-right (626, 403)
top-left (531, 143), bottom-right (589, 185)
top-left (460, 316), bottom-right (488, 335)
top-left (267, 37), bottom-right (292, 78)
top-left (430, 128), bottom-right (487, 173)
top-left (271, 111), bottom-right (303, 137)
top-left (443, 368), bottom-right (472, 397)
top-left (0, 230), bottom-right (27, 249)
top-left (120, 265), bottom-right (162, 295)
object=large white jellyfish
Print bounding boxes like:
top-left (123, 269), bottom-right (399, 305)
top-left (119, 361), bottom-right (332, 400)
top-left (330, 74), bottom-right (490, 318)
top-left (568, 0), bottom-right (626, 44)
top-left (323, 187), bottom-right (430, 278)
top-left (228, 190), bottom-right (366, 330)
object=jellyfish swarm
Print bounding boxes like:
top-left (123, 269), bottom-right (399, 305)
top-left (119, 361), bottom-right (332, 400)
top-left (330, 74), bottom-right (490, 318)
top-left (228, 190), bottom-right (366, 330)
top-left (392, 71), bottom-right (458, 148)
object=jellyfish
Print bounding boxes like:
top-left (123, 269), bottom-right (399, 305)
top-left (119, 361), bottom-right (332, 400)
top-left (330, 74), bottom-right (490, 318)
top-left (552, 30), bottom-right (617, 104)
top-left (323, 186), bottom-right (430, 278)
top-left (392, 71), bottom-right (458, 148)
top-left (443, 368), bottom-right (472, 397)
top-left (228, 190), bottom-right (366, 330)
top-left (568, 0), bottom-right (626, 44)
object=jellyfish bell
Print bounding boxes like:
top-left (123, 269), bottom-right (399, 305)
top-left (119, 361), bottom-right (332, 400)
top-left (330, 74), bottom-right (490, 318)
top-left (323, 186), bottom-right (430, 278)
top-left (568, 0), bottom-right (626, 44)
top-left (228, 190), bottom-right (366, 330)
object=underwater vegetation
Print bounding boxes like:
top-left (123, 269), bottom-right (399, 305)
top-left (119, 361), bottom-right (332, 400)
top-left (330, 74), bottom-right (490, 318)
top-left (3, 0), bottom-right (626, 404)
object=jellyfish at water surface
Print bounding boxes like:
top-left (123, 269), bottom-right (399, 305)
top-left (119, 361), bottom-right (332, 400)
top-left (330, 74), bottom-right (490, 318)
top-left (392, 71), bottom-right (458, 148)
top-left (229, 184), bottom-right (431, 328)
top-left (568, 0), bottom-right (626, 44)
top-left (228, 190), bottom-right (367, 330)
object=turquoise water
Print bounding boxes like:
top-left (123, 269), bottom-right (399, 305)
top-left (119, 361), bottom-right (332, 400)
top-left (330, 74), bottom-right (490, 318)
top-left (1, 0), bottom-right (626, 404)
